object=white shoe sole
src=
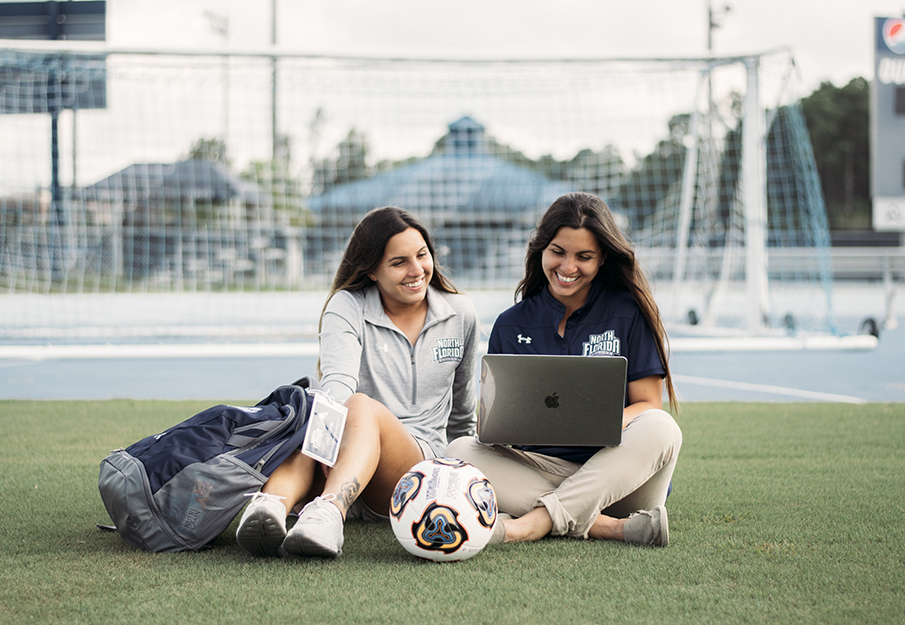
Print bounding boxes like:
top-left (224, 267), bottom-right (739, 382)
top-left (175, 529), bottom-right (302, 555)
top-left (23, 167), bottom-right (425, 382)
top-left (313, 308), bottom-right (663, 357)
top-left (236, 510), bottom-right (286, 557)
top-left (281, 527), bottom-right (342, 558)
top-left (655, 506), bottom-right (669, 547)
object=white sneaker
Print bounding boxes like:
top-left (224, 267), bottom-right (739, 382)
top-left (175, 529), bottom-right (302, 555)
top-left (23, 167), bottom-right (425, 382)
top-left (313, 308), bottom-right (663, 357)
top-left (236, 492), bottom-right (288, 557)
top-left (281, 494), bottom-right (344, 558)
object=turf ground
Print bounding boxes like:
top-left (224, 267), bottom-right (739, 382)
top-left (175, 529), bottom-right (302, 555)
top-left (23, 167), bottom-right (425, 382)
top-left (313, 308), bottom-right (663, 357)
top-left (2, 400), bottom-right (903, 624)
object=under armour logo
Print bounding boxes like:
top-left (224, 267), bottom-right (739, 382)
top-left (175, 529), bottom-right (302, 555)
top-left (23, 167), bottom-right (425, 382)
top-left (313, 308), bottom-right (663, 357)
top-left (517, 334), bottom-right (532, 344)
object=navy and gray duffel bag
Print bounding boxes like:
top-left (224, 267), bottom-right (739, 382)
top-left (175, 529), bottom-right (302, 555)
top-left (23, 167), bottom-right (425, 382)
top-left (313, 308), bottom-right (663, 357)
top-left (98, 378), bottom-right (319, 552)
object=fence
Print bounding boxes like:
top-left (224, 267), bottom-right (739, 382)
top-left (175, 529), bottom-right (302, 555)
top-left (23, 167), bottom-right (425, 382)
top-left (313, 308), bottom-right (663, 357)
top-left (1, 45), bottom-right (886, 339)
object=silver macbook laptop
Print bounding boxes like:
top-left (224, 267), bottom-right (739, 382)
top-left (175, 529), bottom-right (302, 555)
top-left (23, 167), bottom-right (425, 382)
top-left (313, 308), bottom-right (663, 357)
top-left (476, 354), bottom-right (627, 447)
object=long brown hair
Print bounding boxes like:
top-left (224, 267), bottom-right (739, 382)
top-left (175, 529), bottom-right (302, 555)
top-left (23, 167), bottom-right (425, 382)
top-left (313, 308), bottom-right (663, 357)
top-left (518, 192), bottom-right (678, 411)
top-left (317, 206), bottom-right (458, 375)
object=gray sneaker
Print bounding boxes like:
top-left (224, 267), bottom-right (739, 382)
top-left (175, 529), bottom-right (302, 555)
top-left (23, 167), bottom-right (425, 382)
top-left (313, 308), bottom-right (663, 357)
top-left (623, 505), bottom-right (669, 547)
top-left (281, 495), bottom-right (344, 558)
top-left (236, 492), bottom-right (288, 557)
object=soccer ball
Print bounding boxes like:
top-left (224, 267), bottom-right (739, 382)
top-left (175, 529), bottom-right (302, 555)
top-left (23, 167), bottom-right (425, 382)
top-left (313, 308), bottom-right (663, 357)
top-left (390, 457), bottom-right (498, 562)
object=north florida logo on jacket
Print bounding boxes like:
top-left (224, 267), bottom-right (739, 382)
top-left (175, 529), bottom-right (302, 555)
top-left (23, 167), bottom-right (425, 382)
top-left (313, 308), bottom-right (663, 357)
top-left (432, 337), bottom-right (463, 363)
top-left (582, 330), bottom-right (621, 356)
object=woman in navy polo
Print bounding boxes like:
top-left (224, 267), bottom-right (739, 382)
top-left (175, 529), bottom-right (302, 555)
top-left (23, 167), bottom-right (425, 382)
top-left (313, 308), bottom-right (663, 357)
top-left (447, 192), bottom-right (682, 546)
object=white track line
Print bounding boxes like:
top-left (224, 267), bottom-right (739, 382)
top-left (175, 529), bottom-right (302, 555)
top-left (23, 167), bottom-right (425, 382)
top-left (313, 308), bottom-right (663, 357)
top-left (0, 341), bottom-right (493, 361)
top-left (669, 335), bottom-right (878, 351)
top-left (674, 374), bottom-right (868, 404)
top-left (0, 343), bottom-right (321, 360)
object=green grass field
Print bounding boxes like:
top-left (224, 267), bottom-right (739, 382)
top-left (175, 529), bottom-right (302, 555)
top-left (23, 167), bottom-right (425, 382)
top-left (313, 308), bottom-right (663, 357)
top-left (2, 400), bottom-right (903, 624)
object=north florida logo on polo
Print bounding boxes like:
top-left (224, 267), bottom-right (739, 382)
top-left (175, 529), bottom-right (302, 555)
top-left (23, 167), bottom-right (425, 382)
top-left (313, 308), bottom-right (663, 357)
top-left (432, 337), bottom-right (463, 363)
top-left (582, 330), bottom-right (621, 356)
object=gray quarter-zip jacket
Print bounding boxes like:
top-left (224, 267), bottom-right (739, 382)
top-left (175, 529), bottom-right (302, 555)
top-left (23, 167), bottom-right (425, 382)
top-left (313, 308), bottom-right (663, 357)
top-left (319, 285), bottom-right (478, 457)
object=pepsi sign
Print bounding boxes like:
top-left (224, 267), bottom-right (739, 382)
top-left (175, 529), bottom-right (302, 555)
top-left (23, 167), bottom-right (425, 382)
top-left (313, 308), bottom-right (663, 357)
top-left (880, 18), bottom-right (905, 54)
top-left (872, 17), bottom-right (905, 231)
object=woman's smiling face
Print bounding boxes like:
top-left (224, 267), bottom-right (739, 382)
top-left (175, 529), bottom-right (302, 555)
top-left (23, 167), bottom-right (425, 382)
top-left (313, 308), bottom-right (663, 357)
top-left (541, 226), bottom-right (605, 309)
top-left (369, 227), bottom-right (434, 310)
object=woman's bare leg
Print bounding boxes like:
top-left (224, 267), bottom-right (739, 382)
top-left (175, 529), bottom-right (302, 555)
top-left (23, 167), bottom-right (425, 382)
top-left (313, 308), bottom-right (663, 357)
top-left (259, 393), bottom-right (423, 518)
top-left (261, 450), bottom-right (318, 510)
top-left (503, 510), bottom-right (631, 543)
top-left (319, 393), bottom-right (424, 517)
top-left (502, 507), bottom-right (554, 543)
top-left (587, 514), bottom-right (626, 540)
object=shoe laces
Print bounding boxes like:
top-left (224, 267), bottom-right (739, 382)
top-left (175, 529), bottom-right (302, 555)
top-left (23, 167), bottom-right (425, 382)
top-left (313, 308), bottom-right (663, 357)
top-left (245, 491), bottom-right (287, 507)
top-left (301, 494), bottom-right (343, 523)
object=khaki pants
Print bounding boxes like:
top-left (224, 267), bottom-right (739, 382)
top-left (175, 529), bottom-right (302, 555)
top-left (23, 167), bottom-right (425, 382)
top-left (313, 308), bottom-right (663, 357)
top-left (445, 409), bottom-right (682, 538)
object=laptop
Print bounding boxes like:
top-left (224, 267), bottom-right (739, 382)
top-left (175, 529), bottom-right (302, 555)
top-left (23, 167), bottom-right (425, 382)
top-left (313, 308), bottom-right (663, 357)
top-left (476, 354), bottom-right (627, 447)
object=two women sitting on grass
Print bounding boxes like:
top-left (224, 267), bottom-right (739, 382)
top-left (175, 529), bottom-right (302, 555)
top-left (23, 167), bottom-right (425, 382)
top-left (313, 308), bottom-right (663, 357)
top-left (237, 194), bottom-right (681, 558)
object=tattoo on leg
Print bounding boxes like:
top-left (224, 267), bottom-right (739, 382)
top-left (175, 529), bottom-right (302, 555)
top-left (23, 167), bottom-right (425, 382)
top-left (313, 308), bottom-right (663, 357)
top-left (337, 477), bottom-right (361, 510)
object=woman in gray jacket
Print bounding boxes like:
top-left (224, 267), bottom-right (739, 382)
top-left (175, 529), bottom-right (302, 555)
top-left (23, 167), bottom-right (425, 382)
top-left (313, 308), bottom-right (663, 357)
top-left (236, 207), bottom-right (479, 559)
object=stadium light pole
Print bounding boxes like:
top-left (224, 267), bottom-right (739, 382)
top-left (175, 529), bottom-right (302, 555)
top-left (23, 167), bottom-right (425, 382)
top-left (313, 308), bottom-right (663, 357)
top-left (707, 2), bottom-right (731, 53)
top-left (706, 0), bottom-right (731, 98)
top-left (706, 2), bottom-right (731, 107)
top-left (272, 0), bottom-right (278, 162)
top-left (204, 11), bottom-right (229, 160)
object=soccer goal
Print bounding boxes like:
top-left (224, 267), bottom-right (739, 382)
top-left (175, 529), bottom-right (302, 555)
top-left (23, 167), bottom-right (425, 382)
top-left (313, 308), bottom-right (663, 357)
top-left (0, 45), bottom-right (859, 345)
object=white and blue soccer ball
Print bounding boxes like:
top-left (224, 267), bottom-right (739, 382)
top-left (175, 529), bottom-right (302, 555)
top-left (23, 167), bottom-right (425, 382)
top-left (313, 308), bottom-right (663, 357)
top-left (390, 457), bottom-right (498, 562)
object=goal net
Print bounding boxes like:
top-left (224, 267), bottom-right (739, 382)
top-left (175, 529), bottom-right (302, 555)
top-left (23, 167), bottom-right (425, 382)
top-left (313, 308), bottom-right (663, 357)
top-left (0, 46), bottom-right (837, 340)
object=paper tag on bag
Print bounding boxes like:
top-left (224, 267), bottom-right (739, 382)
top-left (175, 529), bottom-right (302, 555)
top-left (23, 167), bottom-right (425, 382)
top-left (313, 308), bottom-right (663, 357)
top-left (301, 392), bottom-right (348, 467)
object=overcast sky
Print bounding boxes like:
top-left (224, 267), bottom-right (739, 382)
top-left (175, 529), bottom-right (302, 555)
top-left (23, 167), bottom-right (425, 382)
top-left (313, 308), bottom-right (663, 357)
top-left (99, 0), bottom-right (905, 94)
top-left (3, 0), bottom-right (905, 189)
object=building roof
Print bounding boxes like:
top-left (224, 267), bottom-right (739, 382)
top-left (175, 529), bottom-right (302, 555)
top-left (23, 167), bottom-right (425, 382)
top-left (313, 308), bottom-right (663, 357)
top-left (84, 159), bottom-right (268, 206)
top-left (308, 117), bottom-right (568, 222)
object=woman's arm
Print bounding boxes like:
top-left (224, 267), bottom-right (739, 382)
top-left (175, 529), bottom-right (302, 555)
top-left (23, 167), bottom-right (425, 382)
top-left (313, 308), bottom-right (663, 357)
top-left (319, 293), bottom-right (365, 404)
top-left (622, 375), bottom-right (663, 429)
top-left (445, 301), bottom-right (479, 442)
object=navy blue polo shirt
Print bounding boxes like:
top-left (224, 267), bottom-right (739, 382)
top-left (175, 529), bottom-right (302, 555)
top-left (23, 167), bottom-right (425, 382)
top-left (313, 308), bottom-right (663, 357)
top-left (487, 279), bottom-right (665, 463)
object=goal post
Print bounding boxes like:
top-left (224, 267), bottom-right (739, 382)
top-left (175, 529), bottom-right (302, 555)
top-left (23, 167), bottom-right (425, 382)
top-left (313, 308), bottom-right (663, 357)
top-left (742, 54), bottom-right (770, 335)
